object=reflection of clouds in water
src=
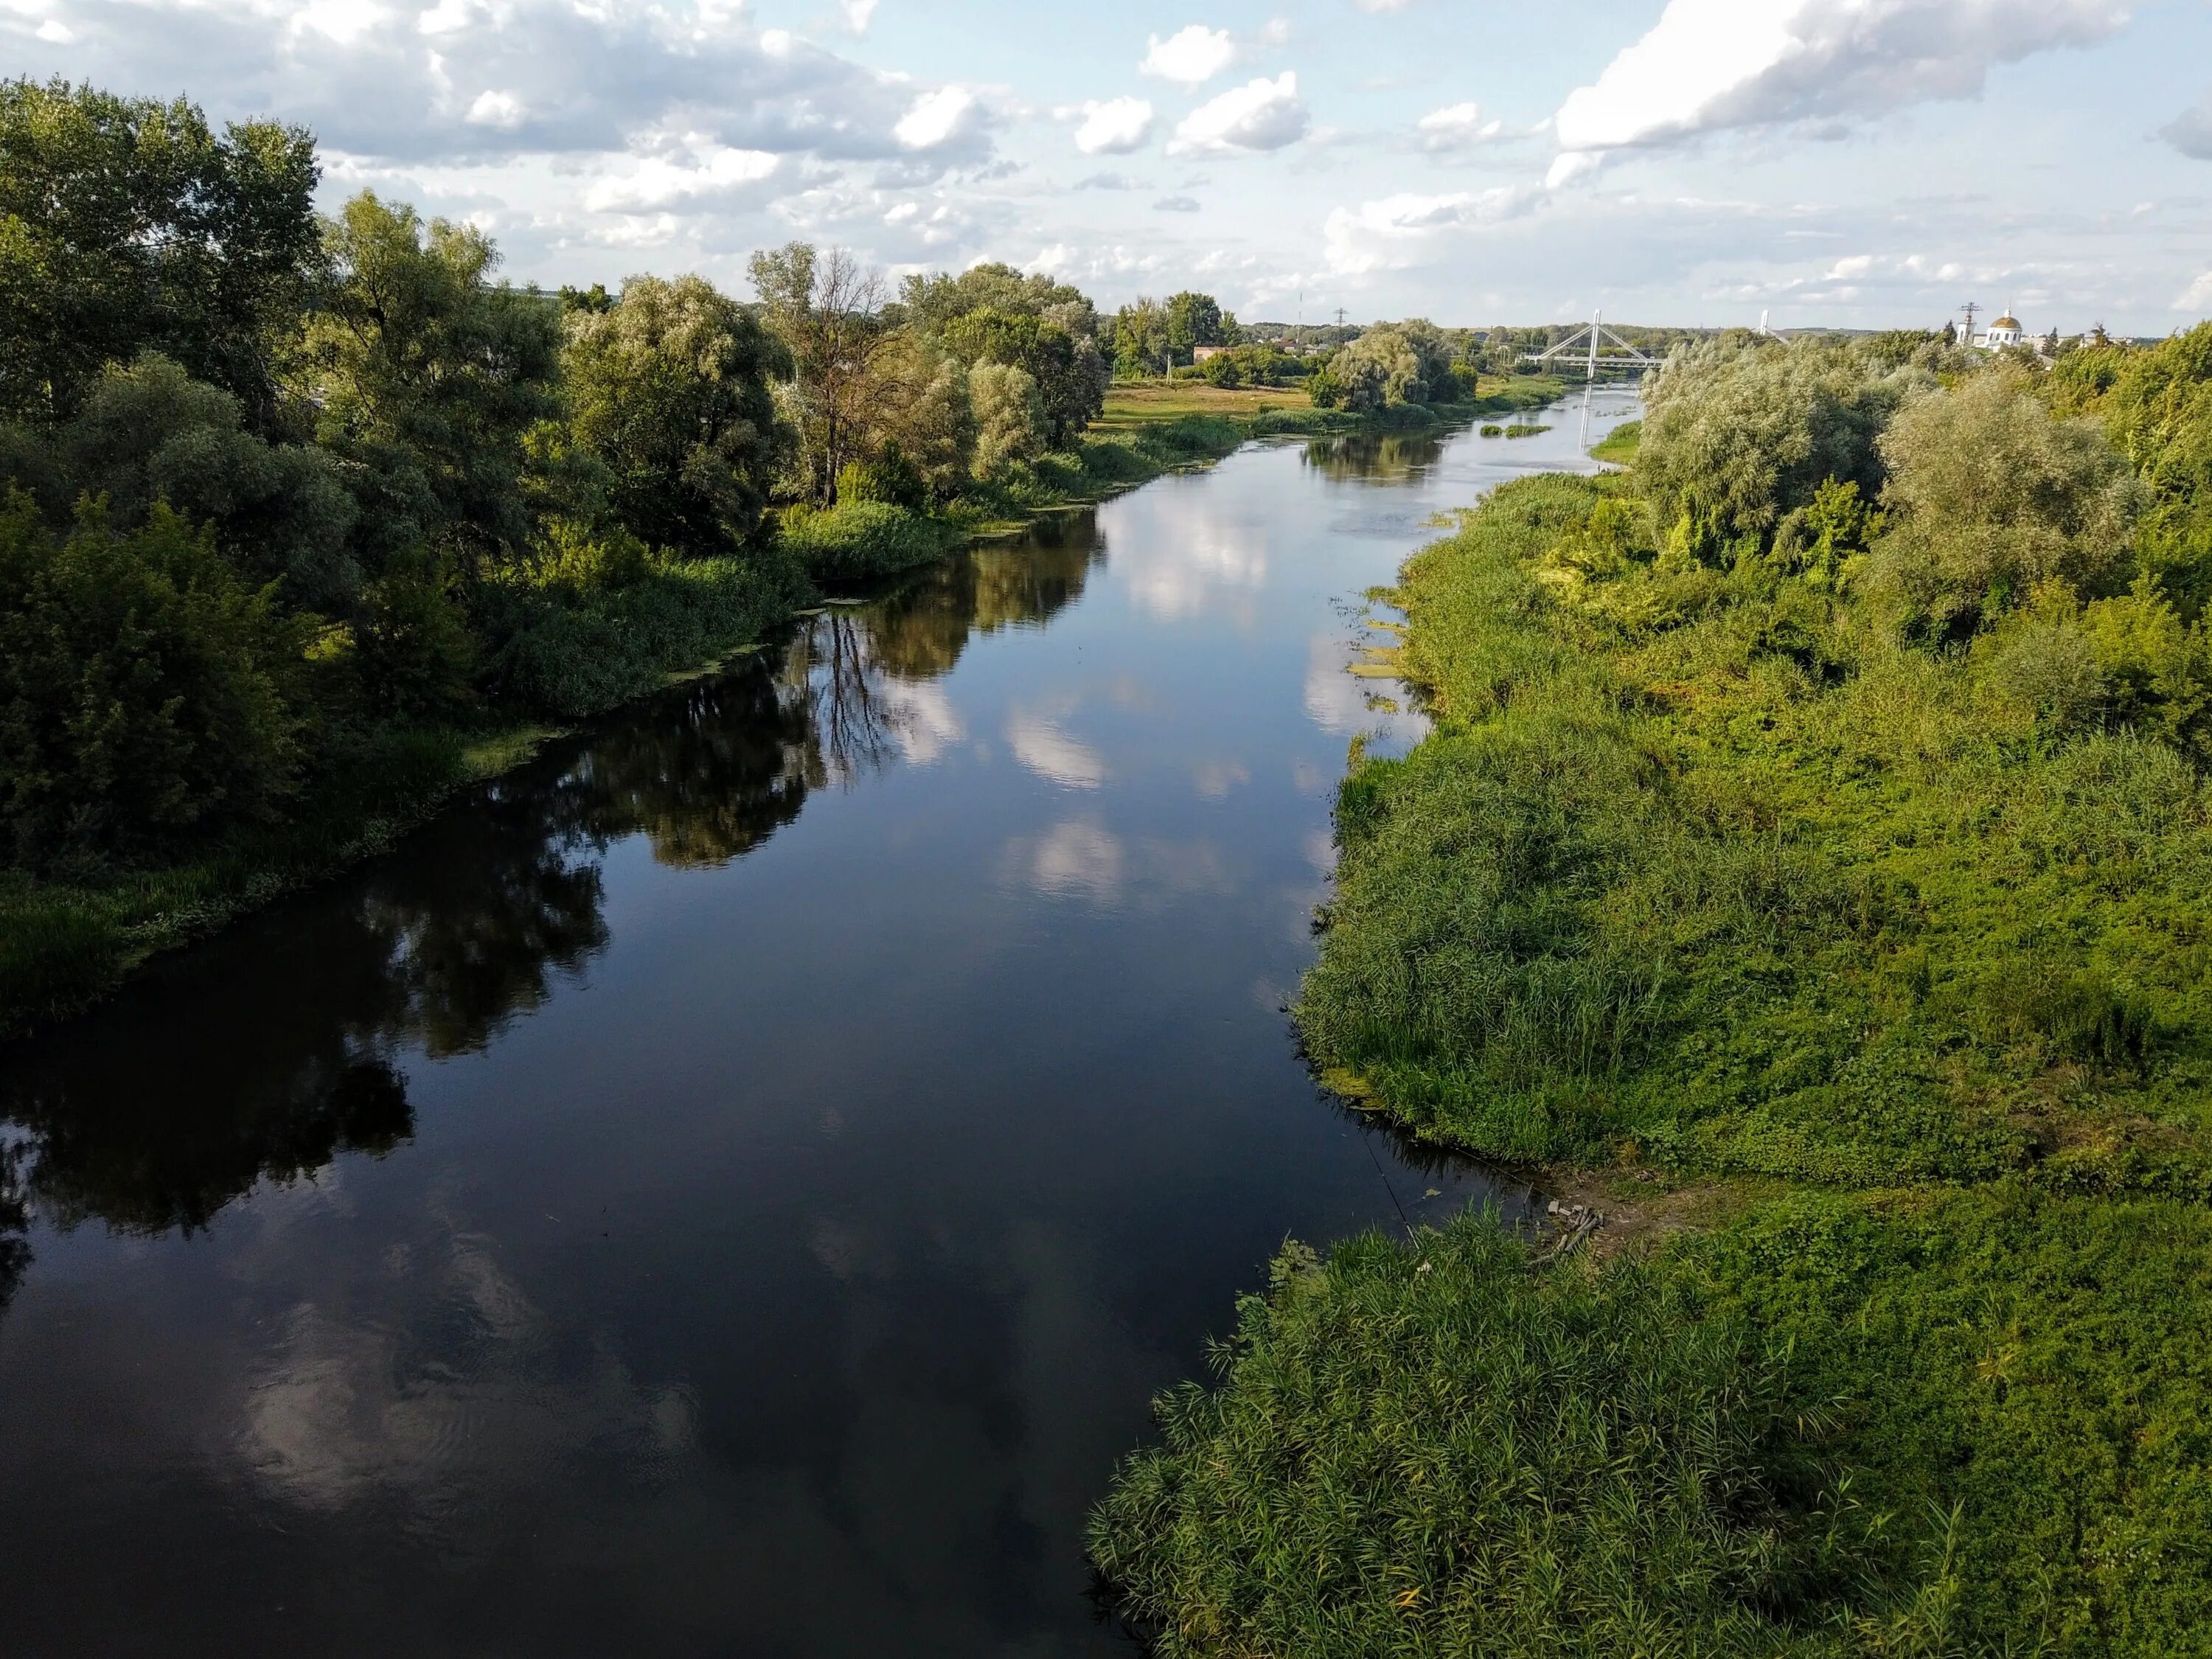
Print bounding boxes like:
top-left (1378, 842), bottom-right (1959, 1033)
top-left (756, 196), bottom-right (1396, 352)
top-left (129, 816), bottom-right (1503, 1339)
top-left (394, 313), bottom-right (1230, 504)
top-left (880, 679), bottom-right (964, 766)
top-left (1005, 708), bottom-right (1107, 790)
top-left (1001, 818), bottom-right (1241, 907)
top-left (1193, 761), bottom-right (1250, 801)
top-left (1012, 818), bottom-right (1124, 902)
top-left (1304, 631), bottom-right (1379, 735)
top-left (239, 1225), bottom-right (695, 1528)
top-left (1106, 482), bottom-right (1269, 622)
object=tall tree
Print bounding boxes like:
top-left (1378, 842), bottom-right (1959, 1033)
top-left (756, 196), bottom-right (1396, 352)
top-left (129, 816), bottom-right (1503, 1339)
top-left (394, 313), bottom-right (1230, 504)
top-left (294, 192), bottom-right (563, 571)
top-left (0, 78), bottom-right (321, 427)
top-left (563, 275), bottom-right (791, 553)
top-left (748, 242), bottom-right (890, 507)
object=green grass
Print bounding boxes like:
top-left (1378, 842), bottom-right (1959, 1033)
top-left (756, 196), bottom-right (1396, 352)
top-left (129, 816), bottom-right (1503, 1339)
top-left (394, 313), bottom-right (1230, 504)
top-left (1095, 469), bottom-right (2212, 1655)
top-left (1591, 417), bottom-right (1642, 464)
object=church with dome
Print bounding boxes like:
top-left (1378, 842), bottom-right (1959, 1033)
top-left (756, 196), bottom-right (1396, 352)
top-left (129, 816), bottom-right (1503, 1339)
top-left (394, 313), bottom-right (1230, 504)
top-left (1975, 310), bottom-right (2027, 348)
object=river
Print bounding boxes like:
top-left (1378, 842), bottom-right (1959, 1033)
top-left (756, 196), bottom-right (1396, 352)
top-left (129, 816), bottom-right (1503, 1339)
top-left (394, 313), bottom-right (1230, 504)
top-left (0, 397), bottom-right (1637, 1657)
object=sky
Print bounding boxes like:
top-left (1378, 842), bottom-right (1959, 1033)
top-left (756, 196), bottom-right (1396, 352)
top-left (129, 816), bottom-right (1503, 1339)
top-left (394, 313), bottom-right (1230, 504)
top-left (8, 0), bottom-right (2212, 332)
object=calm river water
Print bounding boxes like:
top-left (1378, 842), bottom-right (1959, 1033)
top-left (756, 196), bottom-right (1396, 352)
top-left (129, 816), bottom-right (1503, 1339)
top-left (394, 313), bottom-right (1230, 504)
top-left (0, 399), bottom-right (1635, 1657)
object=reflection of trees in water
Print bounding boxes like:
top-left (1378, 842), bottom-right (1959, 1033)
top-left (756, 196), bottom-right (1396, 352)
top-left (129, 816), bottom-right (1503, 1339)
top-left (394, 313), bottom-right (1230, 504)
top-left (1301, 433), bottom-right (1444, 485)
top-left (866, 512), bottom-right (1105, 681)
top-left (566, 664), bottom-right (813, 869)
top-left (0, 1136), bottom-right (29, 1317)
top-left (786, 612), bottom-right (904, 787)
top-left (0, 517), bottom-right (1107, 1253)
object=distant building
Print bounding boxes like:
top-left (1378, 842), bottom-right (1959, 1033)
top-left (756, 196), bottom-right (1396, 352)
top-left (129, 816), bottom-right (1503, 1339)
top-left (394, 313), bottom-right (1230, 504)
top-left (1192, 344), bottom-right (1229, 363)
top-left (1975, 310), bottom-right (2026, 349)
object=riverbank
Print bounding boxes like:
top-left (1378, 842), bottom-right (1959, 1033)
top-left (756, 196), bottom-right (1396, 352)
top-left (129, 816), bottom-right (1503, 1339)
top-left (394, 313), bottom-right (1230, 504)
top-left (1091, 465), bottom-right (2212, 1653)
top-left (0, 389), bottom-right (1554, 1043)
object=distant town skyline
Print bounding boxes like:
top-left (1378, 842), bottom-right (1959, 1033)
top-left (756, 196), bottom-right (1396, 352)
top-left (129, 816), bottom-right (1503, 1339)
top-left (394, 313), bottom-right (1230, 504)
top-left (10, 0), bottom-right (2211, 331)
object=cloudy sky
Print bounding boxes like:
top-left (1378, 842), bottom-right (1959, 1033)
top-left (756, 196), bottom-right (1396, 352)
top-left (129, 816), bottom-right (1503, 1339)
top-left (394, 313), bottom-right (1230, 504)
top-left (10, 0), bottom-right (2211, 330)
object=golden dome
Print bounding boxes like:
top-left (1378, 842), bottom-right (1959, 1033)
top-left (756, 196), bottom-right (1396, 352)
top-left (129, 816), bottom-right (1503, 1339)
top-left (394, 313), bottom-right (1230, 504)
top-left (1992, 313), bottom-right (2022, 330)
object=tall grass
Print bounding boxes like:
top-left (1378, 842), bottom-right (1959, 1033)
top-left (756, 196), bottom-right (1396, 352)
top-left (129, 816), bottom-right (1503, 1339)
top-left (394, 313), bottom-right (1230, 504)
top-left (1098, 459), bottom-right (2212, 1656)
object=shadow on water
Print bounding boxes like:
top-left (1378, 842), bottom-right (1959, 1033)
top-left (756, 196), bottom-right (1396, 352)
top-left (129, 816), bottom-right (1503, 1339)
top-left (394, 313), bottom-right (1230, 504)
top-left (0, 533), bottom-right (1105, 1256)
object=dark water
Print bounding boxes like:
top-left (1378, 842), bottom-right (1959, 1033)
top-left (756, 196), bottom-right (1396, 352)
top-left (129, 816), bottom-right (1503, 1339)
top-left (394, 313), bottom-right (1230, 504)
top-left (0, 402), bottom-right (1635, 1658)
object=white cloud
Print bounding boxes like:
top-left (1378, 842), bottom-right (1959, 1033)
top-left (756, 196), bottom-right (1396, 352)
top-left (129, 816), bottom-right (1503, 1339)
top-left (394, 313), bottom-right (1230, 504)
top-left (1155, 194), bottom-right (1201, 212)
top-left (464, 88), bottom-right (526, 131)
top-left (1554, 0), bottom-right (2129, 160)
top-left (1324, 185), bottom-right (1540, 275)
top-left (1169, 72), bottom-right (1310, 156)
top-left (1073, 96), bottom-right (1155, 156)
top-left (583, 143), bottom-right (779, 212)
top-left (839, 0), bottom-right (877, 32)
top-left (1141, 23), bottom-right (1236, 85)
top-left (1416, 101), bottom-right (1504, 150)
top-left (894, 85), bottom-right (980, 151)
top-left (2178, 270), bottom-right (2212, 313)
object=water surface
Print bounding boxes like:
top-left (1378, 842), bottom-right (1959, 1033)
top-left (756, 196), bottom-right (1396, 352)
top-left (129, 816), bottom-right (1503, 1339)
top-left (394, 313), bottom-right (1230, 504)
top-left (0, 401), bottom-right (1635, 1657)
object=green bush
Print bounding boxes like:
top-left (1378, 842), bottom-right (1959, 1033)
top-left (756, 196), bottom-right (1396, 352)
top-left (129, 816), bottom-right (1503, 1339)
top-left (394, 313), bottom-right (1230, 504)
top-left (776, 498), bottom-right (955, 583)
top-left (0, 497), bottom-right (307, 865)
top-left (474, 539), bottom-right (804, 718)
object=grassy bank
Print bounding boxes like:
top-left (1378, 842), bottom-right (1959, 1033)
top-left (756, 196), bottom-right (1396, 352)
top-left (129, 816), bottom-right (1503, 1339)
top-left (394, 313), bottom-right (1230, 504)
top-left (1093, 448), bottom-right (2212, 1652)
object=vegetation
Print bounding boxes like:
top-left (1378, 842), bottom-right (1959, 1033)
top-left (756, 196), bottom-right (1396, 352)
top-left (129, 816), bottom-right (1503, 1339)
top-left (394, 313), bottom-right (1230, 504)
top-left (1096, 324), bottom-right (2212, 1655)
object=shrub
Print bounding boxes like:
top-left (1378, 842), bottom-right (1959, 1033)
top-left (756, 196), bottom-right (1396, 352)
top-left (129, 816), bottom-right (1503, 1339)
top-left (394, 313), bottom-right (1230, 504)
top-left (0, 497), bottom-right (307, 864)
top-left (778, 498), bottom-right (953, 583)
top-left (1638, 336), bottom-right (1921, 555)
top-left (1869, 372), bottom-right (2140, 632)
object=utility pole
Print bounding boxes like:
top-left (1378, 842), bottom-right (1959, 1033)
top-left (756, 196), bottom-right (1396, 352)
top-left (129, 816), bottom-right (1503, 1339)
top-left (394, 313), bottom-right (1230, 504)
top-left (1335, 307), bottom-right (1347, 328)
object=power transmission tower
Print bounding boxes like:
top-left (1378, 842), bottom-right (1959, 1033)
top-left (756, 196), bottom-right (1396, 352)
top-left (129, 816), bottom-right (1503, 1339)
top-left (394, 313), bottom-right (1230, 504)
top-left (1961, 302), bottom-right (1979, 345)
top-left (1335, 307), bottom-right (1347, 328)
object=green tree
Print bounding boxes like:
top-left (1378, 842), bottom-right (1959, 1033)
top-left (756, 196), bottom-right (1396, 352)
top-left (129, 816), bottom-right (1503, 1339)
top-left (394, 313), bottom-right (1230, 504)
top-left (865, 334), bottom-right (976, 499)
top-left (748, 242), bottom-right (890, 506)
top-left (295, 192), bottom-right (563, 571)
top-left (1113, 299), bottom-right (1172, 378)
top-left (939, 307), bottom-right (1105, 448)
top-left (0, 78), bottom-right (321, 426)
top-left (970, 362), bottom-right (1046, 478)
top-left (1871, 370), bottom-right (2140, 627)
top-left (0, 494), bottom-right (307, 864)
top-left (1165, 291), bottom-right (1225, 361)
top-left (1637, 335), bottom-right (1921, 556)
top-left (1, 352), bottom-right (361, 611)
top-left (562, 274), bottom-right (791, 554)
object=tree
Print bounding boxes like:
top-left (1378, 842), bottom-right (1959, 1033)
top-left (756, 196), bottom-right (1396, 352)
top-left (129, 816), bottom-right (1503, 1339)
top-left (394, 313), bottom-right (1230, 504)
top-left (562, 275), bottom-right (791, 553)
top-left (1636, 335), bottom-right (1922, 553)
top-left (1113, 299), bottom-right (1172, 378)
top-left (1166, 291), bottom-right (1226, 361)
top-left (4, 352), bottom-right (361, 611)
top-left (865, 334), bottom-right (976, 499)
top-left (1871, 370), bottom-right (2140, 625)
top-left (898, 263), bottom-right (1098, 341)
top-left (748, 242), bottom-right (892, 507)
top-left (970, 362), bottom-right (1046, 478)
top-left (939, 307), bottom-right (1105, 448)
top-left (296, 192), bottom-right (563, 572)
top-left (0, 494), bottom-right (309, 864)
top-left (0, 78), bottom-right (323, 427)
